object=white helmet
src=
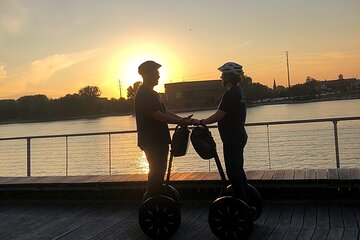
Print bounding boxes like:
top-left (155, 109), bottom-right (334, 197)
top-left (218, 62), bottom-right (243, 76)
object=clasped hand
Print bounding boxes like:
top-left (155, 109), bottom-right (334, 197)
top-left (180, 115), bottom-right (204, 126)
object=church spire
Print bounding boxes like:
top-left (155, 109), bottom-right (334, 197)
top-left (273, 78), bottom-right (277, 89)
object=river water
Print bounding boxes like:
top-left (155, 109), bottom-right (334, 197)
top-left (0, 99), bottom-right (359, 176)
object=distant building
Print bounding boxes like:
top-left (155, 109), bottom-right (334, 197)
top-left (318, 74), bottom-right (360, 92)
top-left (164, 80), bottom-right (225, 110)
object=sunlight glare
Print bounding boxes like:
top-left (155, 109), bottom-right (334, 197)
top-left (111, 42), bottom-right (183, 97)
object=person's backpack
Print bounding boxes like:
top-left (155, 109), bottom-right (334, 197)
top-left (190, 126), bottom-right (217, 159)
top-left (171, 125), bottom-right (190, 157)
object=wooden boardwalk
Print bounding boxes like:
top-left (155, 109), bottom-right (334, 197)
top-left (0, 168), bottom-right (359, 239)
top-left (0, 199), bottom-right (359, 239)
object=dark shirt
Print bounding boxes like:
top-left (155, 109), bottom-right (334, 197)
top-left (218, 85), bottom-right (246, 132)
top-left (135, 85), bottom-right (171, 149)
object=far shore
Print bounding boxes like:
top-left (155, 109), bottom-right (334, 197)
top-left (1, 96), bottom-right (359, 126)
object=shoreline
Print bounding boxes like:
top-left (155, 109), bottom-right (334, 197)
top-left (0, 97), bottom-right (359, 126)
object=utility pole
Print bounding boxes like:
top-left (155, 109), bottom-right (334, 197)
top-left (118, 79), bottom-right (122, 99)
top-left (286, 51), bottom-right (291, 88)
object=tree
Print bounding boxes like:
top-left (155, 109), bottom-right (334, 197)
top-left (127, 81), bottom-right (142, 100)
top-left (78, 86), bottom-right (102, 98)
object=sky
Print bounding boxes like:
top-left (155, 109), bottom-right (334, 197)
top-left (0, 0), bottom-right (359, 100)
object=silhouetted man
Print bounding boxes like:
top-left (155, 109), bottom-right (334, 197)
top-left (135, 60), bottom-right (191, 198)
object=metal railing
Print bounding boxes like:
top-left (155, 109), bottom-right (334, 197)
top-left (0, 116), bottom-right (359, 176)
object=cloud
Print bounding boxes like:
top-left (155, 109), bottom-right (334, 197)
top-left (0, 48), bottom-right (102, 99)
top-left (0, 64), bottom-right (7, 79)
top-left (0, 0), bottom-right (27, 34)
top-left (26, 48), bottom-right (101, 84)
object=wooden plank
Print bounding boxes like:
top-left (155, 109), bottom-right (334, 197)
top-left (281, 203), bottom-right (305, 240)
top-left (340, 202), bottom-right (358, 240)
top-left (245, 203), bottom-right (271, 240)
top-left (90, 212), bottom-right (138, 240)
top-left (60, 205), bottom-right (136, 239)
top-left (267, 202), bottom-right (293, 240)
top-left (338, 169), bottom-right (351, 180)
top-left (316, 169), bottom-right (328, 180)
top-left (126, 174), bottom-right (147, 182)
top-left (328, 169), bottom-right (339, 180)
top-left (283, 170), bottom-right (295, 180)
top-left (245, 170), bottom-right (255, 179)
top-left (349, 168), bottom-right (360, 180)
top-left (32, 202), bottom-right (134, 239)
top-left (3, 202), bottom-right (83, 239)
top-left (294, 170), bottom-right (306, 180)
top-left (188, 172), bottom-right (208, 181)
top-left (171, 172), bottom-right (186, 181)
top-left (329, 203), bottom-right (344, 235)
top-left (201, 172), bottom-right (221, 181)
top-left (0, 176), bottom-right (47, 185)
top-left (341, 229), bottom-right (359, 240)
top-left (305, 169), bottom-right (316, 180)
top-left (354, 203), bottom-right (360, 237)
top-left (297, 202), bottom-right (316, 240)
top-left (99, 174), bottom-right (136, 183)
top-left (248, 202), bottom-right (282, 240)
top-left (311, 202), bottom-right (329, 240)
top-left (262, 170), bottom-right (275, 180)
top-left (172, 202), bottom-right (209, 240)
top-left (251, 170), bottom-right (265, 180)
top-left (272, 170), bottom-right (285, 180)
top-left (172, 203), bottom-right (209, 239)
top-left (327, 228), bottom-right (344, 240)
top-left (176, 172), bottom-right (195, 181)
top-left (0, 177), bottom-right (15, 184)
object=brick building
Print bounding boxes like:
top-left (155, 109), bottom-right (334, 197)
top-left (164, 80), bottom-right (225, 110)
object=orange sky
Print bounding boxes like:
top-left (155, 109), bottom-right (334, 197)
top-left (1, 0), bottom-right (359, 99)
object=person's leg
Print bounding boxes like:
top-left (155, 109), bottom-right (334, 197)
top-left (143, 144), bottom-right (169, 198)
top-left (223, 129), bottom-right (248, 200)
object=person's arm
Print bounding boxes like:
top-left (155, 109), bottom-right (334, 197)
top-left (166, 110), bottom-right (182, 119)
top-left (201, 109), bottom-right (226, 125)
top-left (149, 111), bottom-right (191, 125)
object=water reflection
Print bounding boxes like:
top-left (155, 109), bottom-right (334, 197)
top-left (0, 99), bottom-right (359, 176)
top-left (138, 151), bottom-right (149, 174)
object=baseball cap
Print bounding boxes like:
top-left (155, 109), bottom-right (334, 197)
top-left (138, 60), bottom-right (161, 75)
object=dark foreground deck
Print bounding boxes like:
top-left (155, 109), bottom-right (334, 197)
top-left (0, 169), bottom-right (360, 239)
top-left (0, 199), bottom-right (359, 240)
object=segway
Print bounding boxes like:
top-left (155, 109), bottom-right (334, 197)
top-left (190, 125), bottom-right (262, 239)
top-left (139, 125), bottom-right (190, 239)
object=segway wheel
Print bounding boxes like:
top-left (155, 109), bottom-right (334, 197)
top-left (225, 184), bottom-right (263, 220)
top-left (139, 196), bottom-right (181, 239)
top-left (209, 196), bottom-right (253, 240)
top-left (163, 184), bottom-right (181, 205)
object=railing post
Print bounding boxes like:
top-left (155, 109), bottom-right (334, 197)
top-left (266, 125), bottom-right (272, 170)
top-left (65, 136), bottom-right (68, 176)
top-left (109, 134), bottom-right (112, 175)
top-left (26, 138), bottom-right (31, 177)
top-left (333, 120), bottom-right (340, 168)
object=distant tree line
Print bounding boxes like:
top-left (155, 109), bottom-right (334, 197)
top-left (2, 77), bottom-right (358, 123)
top-left (0, 86), bottom-right (134, 122)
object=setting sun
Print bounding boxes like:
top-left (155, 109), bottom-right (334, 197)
top-left (106, 41), bottom-right (183, 98)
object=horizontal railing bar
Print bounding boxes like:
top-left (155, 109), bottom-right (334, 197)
top-left (244, 116), bottom-right (360, 127)
top-left (1, 116), bottom-right (359, 141)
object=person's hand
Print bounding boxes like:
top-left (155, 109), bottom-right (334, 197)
top-left (190, 118), bottom-right (201, 125)
top-left (183, 114), bottom-right (193, 121)
top-left (180, 115), bottom-right (193, 125)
